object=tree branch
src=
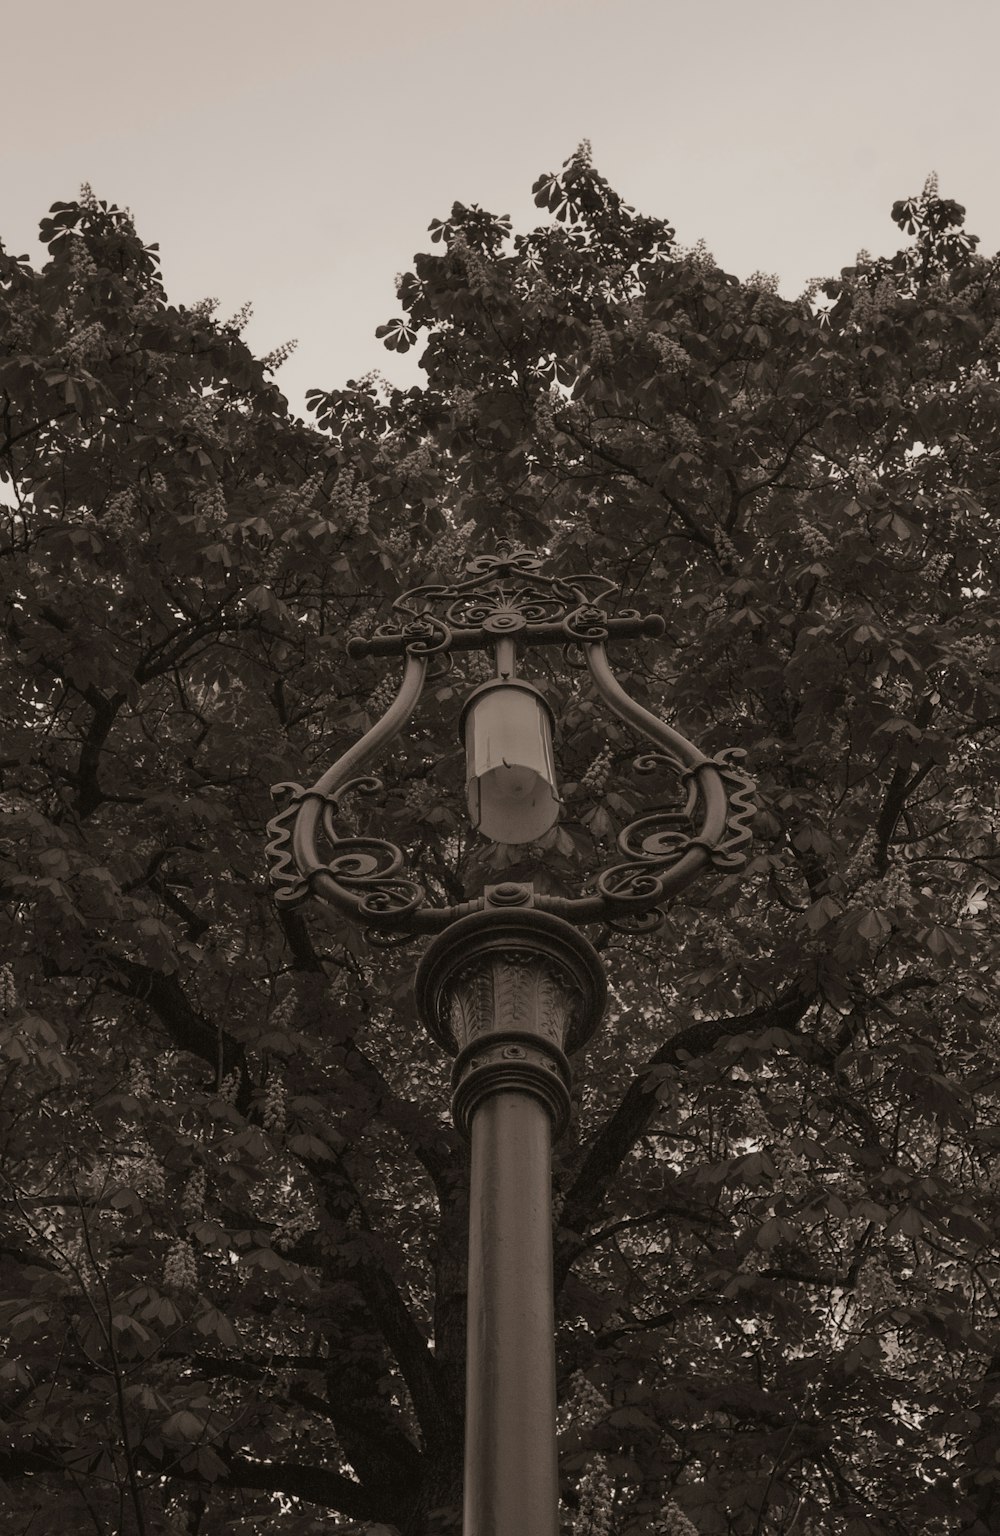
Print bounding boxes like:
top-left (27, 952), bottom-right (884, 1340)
top-left (556, 987), bottom-right (813, 1289)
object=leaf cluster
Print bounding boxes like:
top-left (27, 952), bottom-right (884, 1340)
top-left (2, 155), bottom-right (1000, 1535)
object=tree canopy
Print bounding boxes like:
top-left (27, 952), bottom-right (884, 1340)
top-left (2, 155), bottom-right (1000, 1536)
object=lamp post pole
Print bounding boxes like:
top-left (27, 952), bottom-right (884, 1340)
top-left (265, 544), bottom-right (755, 1536)
top-left (416, 896), bottom-right (606, 1535)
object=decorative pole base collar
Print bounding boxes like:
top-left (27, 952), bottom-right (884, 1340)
top-left (415, 898), bottom-right (607, 1140)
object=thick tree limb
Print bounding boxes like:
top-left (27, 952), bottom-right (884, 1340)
top-left (217, 1453), bottom-right (390, 1521)
top-left (872, 697), bottom-right (937, 872)
top-left (556, 987), bottom-right (813, 1289)
top-left (277, 906), bottom-right (458, 1196)
top-left (0, 1446), bottom-right (383, 1525)
top-left (101, 952), bottom-right (456, 1460)
top-left (101, 955), bottom-right (244, 1082)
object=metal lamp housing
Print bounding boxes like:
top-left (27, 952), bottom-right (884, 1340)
top-left (461, 679), bottom-right (559, 845)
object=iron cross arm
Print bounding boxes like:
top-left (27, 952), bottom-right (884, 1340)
top-left (346, 610), bottom-right (665, 660)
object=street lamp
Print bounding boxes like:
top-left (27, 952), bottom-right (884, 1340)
top-left (462, 673), bottom-right (559, 844)
top-left (265, 544), bottom-right (755, 1536)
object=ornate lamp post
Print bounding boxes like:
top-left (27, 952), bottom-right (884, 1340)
top-left (265, 545), bottom-right (754, 1536)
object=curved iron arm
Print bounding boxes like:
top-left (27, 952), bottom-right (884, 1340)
top-left (533, 639), bottom-right (754, 926)
top-left (266, 650), bottom-right (452, 930)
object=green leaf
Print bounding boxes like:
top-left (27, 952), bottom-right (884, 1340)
top-left (756, 1216), bottom-right (795, 1249)
top-left (287, 1132), bottom-right (337, 1161)
top-left (856, 909), bottom-right (891, 940)
top-left (805, 895), bottom-right (841, 931)
top-left (886, 1205), bottom-right (925, 1238)
top-left (195, 1307), bottom-right (239, 1347)
top-left (163, 1410), bottom-right (207, 1442)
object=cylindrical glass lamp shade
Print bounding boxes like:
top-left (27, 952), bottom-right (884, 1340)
top-left (462, 681), bottom-right (560, 844)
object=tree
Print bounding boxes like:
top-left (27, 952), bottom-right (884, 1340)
top-left (2, 155), bottom-right (1000, 1535)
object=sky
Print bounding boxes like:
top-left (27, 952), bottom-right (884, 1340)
top-left (4, 0), bottom-right (999, 417)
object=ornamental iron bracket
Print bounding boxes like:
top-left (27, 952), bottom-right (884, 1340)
top-left (265, 543), bottom-right (755, 937)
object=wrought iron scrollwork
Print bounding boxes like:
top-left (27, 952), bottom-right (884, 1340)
top-left (265, 543), bottom-right (756, 937)
top-left (602, 909), bottom-right (668, 936)
top-left (264, 648), bottom-right (450, 932)
top-left (266, 779), bottom-right (426, 925)
top-left (396, 616), bottom-right (452, 656)
top-left (265, 785), bottom-right (312, 907)
top-left (346, 540), bottom-right (650, 660)
top-left (590, 749), bottom-right (756, 918)
top-left (708, 749), bottom-right (757, 870)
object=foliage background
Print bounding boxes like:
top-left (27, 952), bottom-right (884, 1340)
top-left (6, 0), bottom-right (1000, 416)
top-left (2, 152), bottom-right (1000, 1535)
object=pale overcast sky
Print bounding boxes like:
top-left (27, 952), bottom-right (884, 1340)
top-left (4, 0), bottom-right (998, 416)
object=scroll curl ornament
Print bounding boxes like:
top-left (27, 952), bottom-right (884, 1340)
top-left (463, 545), bottom-right (544, 580)
top-left (369, 615), bottom-right (451, 657)
top-left (562, 603), bottom-right (610, 643)
top-left (532, 639), bottom-right (758, 925)
top-left (265, 782), bottom-right (312, 907)
top-left (602, 908), bottom-right (666, 936)
top-left (264, 649), bottom-right (452, 933)
top-left (266, 779), bottom-right (426, 924)
top-left (591, 750), bottom-right (756, 915)
top-left (708, 749), bottom-right (757, 869)
top-left (348, 543), bottom-right (627, 661)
